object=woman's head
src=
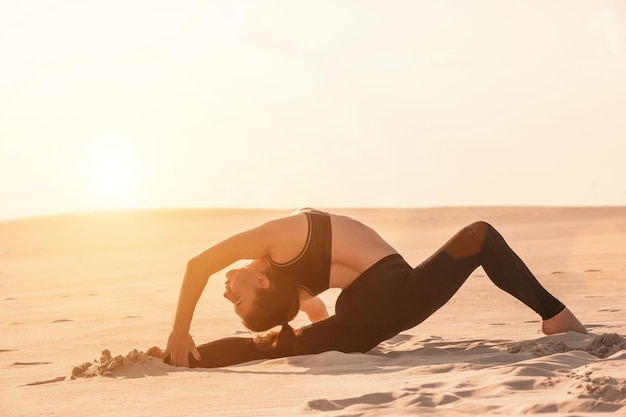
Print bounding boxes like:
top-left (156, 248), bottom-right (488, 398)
top-left (224, 259), bottom-right (300, 332)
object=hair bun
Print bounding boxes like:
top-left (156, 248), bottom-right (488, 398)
top-left (273, 323), bottom-right (299, 355)
top-left (279, 323), bottom-right (295, 336)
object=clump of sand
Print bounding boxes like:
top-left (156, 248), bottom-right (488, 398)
top-left (508, 333), bottom-right (626, 358)
top-left (567, 372), bottom-right (626, 403)
top-left (586, 333), bottom-right (626, 358)
top-left (71, 348), bottom-right (153, 379)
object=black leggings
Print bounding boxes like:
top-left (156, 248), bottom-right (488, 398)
top-left (176, 221), bottom-right (565, 368)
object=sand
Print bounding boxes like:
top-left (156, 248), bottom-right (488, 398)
top-left (1, 206), bottom-right (625, 416)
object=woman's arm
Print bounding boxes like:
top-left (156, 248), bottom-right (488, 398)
top-left (164, 221), bottom-right (278, 367)
top-left (164, 215), bottom-right (308, 367)
top-left (299, 296), bottom-right (329, 323)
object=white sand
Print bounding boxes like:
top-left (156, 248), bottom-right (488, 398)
top-left (1, 207), bottom-right (625, 416)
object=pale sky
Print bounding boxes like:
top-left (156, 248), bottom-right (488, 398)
top-left (1, 0), bottom-right (625, 219)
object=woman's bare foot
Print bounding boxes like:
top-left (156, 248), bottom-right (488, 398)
top-left (542, 307), bottom-right (588, 335)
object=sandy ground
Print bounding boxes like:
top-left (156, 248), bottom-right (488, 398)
top-left (1, 207), bottom-right (625, 416)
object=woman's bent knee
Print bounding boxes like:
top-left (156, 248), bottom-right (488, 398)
top-left (465, 220), bottom-right (493, 235)
top-left (445, 221), bottom-right (493, 259)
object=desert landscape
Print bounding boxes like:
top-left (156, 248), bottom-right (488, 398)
top-left (1, 206), bottom-right (625, 416)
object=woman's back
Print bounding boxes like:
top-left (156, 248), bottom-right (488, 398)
top-left (259, 210), bottom-right (398, 290)
top-left (327, 214), bottom-right (398, 289)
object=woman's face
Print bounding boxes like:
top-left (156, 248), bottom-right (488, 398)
top-left (224, 259), bottom-right (270, 320)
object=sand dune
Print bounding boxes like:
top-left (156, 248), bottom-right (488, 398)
top-left (1, 207), bottom-right (625, 416)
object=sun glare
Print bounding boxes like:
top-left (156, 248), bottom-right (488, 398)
top-left (88, 148), bottom-right (138, 209)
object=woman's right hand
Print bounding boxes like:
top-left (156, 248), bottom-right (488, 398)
top-left (163, 330), bottom-right (202, 367)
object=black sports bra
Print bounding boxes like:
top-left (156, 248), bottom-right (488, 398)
top-left (265, 210), bottom-right (331, 296)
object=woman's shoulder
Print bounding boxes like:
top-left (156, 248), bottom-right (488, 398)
top-left (259, 213), bottom-right (311, 263)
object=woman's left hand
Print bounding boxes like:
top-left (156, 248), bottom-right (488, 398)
top-left (163, 330), bottom-right (202, 367)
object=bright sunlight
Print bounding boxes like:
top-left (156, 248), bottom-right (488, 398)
top-left (88, 147), bottom-right (138, 209)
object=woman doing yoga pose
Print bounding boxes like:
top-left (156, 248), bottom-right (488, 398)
top-left (160, 208), bottom-right (586, 368)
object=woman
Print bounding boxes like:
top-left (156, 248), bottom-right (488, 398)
top-left (160, 208), bottom-right (586, 368)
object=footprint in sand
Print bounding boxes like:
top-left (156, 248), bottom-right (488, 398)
top-left (13, 361), bottom-right (52, 366)
top-left (25, 377), bottom-right (66, 386)
top-left (305, 392), bottom-right (398, 411)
